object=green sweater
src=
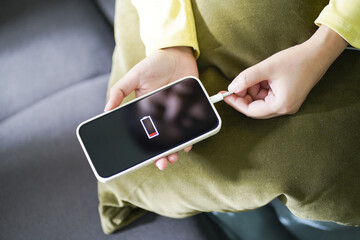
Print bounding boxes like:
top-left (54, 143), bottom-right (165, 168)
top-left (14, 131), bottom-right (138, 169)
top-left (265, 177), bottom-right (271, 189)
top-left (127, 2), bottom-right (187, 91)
top-left (98, 0), bottom-right (360, 234)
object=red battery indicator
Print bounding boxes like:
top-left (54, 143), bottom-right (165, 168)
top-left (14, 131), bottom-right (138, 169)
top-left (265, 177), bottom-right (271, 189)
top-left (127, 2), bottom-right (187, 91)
top-left (140, 116), bottom-right (159, 139)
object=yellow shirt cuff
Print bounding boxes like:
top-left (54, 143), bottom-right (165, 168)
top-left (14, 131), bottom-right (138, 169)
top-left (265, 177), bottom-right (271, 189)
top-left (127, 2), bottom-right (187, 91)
top-left (132, 0), bottom-right (200, 59)
top-left (315, 0), bottom-right (360, 49)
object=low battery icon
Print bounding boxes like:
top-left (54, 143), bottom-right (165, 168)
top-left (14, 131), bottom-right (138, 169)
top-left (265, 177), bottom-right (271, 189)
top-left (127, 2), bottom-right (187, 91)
top-left (140, 116), bottom-right (159, 139)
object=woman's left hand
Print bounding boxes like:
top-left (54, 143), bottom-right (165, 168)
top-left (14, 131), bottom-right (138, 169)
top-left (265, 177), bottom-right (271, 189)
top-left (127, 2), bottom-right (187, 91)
top-left (225, 25), bottom-right (348, 119)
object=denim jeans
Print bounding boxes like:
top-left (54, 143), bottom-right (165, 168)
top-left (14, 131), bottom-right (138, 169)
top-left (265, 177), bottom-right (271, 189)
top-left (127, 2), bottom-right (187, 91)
top-left (210, 199), bottom-right (360, 240)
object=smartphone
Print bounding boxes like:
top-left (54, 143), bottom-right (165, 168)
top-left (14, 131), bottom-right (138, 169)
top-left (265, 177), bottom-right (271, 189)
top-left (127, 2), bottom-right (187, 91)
top-left (76, 76), bottom-right (221, 182)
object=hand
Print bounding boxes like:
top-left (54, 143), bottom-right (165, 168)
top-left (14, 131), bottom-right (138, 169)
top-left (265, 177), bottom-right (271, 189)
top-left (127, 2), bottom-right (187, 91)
top-left (104, 46), bottom-right (198, 170)
top-left (225, 25), bottom-right (348, 119)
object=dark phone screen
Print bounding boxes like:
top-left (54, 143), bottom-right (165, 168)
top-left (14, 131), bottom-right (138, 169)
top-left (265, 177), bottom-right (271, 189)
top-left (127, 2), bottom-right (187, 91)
top-left (79, 77), bottom-right (220, 178)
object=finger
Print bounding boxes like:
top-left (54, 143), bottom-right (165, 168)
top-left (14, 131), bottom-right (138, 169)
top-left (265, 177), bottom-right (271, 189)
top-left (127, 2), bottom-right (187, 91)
top-left (226, 87), bottom-right (246, 97)
top-left (168, 153), bottom-right (179, 163)
top-left (223, 94), bottom-right (252, 113)
top-left (260, 80), bottom-right (270, 90)
top-left (248, 84), bottom-right (260, 99)
top-left (184, 146), bottom-right (192, 152)
top-left (248, 84), bottom-right (269, 100)
top-left (236, 90), bottom-right (247, 97)
top-left (219, 90), bottom-right (245, 99)
top-left (228, 63), bottom-right (267, 94)
top-left (155, 157), bottom-right (168, 170)
top-left (224, 94), bottom-right (276, 119)
top-left (256, 89), bottom-right (269, 100)
top-left (104, 67), bottom-right (140, 112)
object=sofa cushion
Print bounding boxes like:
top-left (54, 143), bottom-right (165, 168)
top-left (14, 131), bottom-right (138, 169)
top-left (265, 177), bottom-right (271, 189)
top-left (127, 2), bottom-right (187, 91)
top-left (0, 73), bottom-right (228, 239)
top-left (0, 74), bottom-right (109, 239)
top-left (95, 0), bottom-right (116, 26)
top-left (0, 0), bottom-right (114, 122)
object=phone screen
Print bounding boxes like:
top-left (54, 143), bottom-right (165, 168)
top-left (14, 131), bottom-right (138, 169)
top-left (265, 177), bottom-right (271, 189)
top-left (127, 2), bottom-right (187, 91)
top-left (78, 77), bottom-right (220, 178)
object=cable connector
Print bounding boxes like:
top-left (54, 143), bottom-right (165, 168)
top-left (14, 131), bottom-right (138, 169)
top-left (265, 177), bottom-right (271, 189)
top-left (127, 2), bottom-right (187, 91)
top-left (210, 92), bottom-right (232, 104)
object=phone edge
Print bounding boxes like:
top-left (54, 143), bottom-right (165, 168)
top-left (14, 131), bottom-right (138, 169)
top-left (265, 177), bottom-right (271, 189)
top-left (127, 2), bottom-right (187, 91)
top-left (76, 76), bottom-right (222, 183)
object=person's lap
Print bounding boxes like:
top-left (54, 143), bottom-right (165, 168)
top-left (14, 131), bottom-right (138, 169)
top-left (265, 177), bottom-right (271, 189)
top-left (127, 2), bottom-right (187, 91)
top-left (99, 0), bottom-right (360, 234)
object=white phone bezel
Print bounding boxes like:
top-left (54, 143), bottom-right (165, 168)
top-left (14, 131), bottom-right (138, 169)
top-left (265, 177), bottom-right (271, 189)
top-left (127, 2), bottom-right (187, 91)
top-left (76, 76), bottom-right (222, 183)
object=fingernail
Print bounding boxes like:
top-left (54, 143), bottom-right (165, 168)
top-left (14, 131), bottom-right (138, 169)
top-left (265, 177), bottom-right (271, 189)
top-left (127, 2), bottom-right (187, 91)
top-left (228, 81), bottom-right (238, 93)
top-left (104, 99), bottom-right (112, 112)
top-left (155, 160), bottom-right (166, 170)
top-left (168, 155), bottom-right (177, 163)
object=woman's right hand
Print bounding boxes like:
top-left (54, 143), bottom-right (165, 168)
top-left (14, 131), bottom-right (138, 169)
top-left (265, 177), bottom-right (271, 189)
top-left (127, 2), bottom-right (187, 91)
top-left (104, 46), bottom-right (198, 170)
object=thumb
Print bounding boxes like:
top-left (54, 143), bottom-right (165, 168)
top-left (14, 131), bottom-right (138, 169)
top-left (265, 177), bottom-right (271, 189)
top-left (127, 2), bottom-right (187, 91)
top-left (224, 93), bottom-right (276, 119)
top-left (104, 67), bottom-right (140, 112)
top-left (228, 63), bottom-right (267, 94)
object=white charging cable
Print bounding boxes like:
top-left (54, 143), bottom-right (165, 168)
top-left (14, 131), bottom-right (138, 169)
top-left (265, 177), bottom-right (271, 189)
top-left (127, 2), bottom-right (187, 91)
top-left (210, 92), bottom-right (232, 104)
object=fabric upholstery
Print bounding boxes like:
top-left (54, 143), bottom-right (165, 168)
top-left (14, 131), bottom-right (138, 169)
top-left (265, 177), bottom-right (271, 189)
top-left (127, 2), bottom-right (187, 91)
top-left (0, 0), bottom-right (114, 122)
top-left (0, 74), bottom-right (110, 239)
top-left (95, 0), bottom-right (116, 26)
top-left (99, 0), bottom-right (360, 234)
top-left (0, 73), bottom-right (227, 240)
top-left (0, 0), bottom-right (228, 239)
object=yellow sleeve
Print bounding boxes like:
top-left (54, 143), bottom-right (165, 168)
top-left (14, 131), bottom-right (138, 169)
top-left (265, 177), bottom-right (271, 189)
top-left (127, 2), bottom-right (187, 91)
top-left (131, 0), bottom-right (199, 58)
top-left (315, 0), bottom-right (360, 48)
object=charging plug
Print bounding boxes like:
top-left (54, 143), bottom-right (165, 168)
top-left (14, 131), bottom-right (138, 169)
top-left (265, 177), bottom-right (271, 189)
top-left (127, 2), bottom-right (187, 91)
top-left (210, 92), bottom-right (232, 104)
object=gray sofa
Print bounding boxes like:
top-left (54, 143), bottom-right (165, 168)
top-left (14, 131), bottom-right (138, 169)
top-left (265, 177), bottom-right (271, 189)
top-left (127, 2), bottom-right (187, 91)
top-left (0, 0), bottom-right (229, 239)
